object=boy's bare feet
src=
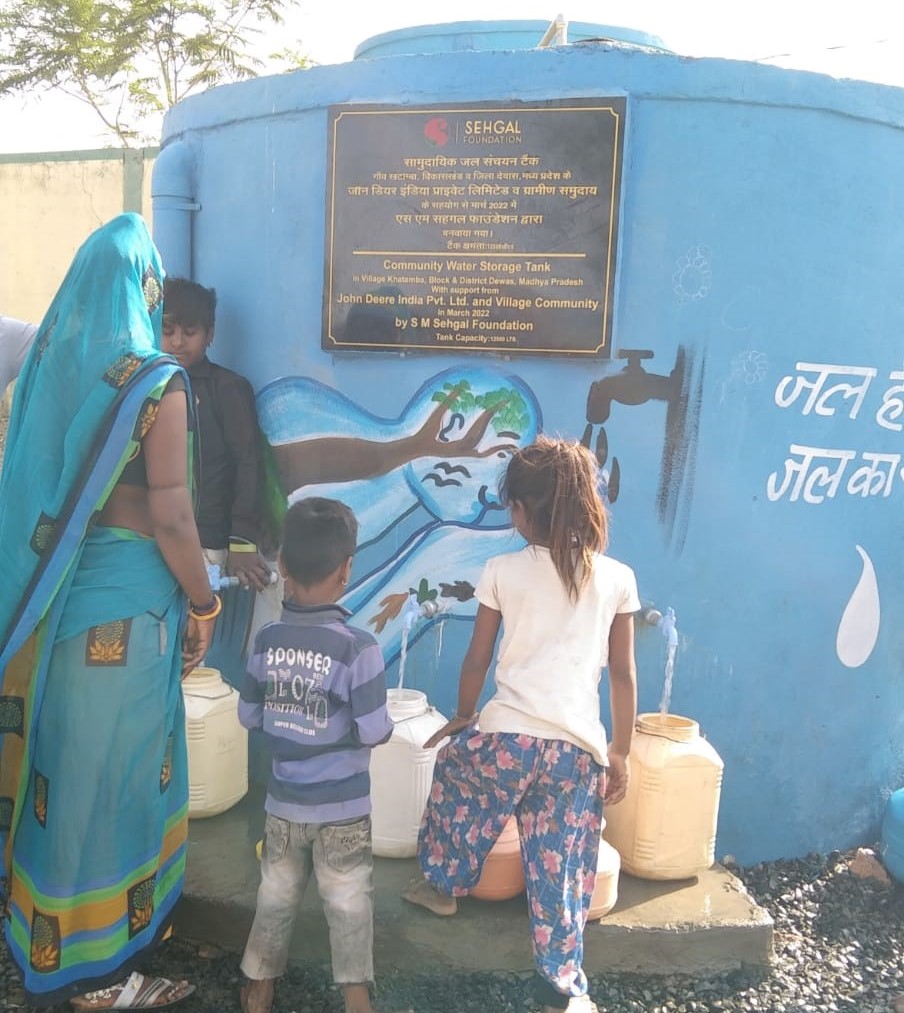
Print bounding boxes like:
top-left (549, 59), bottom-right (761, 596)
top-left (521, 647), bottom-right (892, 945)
top-left (401, 876), bottom-right (458, 916)
top-left (342, 981), bottom-right (414, 1013)
top-left (240, 977), bottom-right (274, 1013)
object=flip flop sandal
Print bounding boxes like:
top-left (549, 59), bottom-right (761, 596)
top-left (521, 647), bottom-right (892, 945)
top-left (71, 971), bottom-right (196, 1010)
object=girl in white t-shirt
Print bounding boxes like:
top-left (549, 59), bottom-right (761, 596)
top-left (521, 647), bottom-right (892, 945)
top-left (403, 437), bottom-right (639, 1013)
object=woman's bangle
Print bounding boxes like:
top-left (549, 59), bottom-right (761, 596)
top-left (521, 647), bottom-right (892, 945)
top-left (455, 711), bottom-right (478, 722)
top-left (189, 594), bottom-right (222, 621)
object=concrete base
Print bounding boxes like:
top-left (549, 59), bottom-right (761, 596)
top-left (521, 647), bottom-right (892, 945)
top-left (176, 792), bottom-right (773, 978)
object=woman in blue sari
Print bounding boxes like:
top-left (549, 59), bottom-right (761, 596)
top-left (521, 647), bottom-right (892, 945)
top-left (0, 215), bottom-right (219, 1009)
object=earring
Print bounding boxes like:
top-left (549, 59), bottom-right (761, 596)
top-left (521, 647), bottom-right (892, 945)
top-left (340, 578), bottom-right (348, 587)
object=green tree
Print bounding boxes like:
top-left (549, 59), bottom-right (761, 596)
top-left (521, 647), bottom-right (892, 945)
top-left (0, 1), bottom-right (309, 145)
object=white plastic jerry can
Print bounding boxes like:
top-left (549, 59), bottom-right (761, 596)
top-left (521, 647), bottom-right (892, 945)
top-left (370, 688), bottom-right (449, 857)
top-left (603, 713), bottom-right (723, 880)
top-left (182, 665), bottom-right (249, 818)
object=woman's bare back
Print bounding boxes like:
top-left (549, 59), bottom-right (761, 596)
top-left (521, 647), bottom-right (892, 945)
top-left (97, 483), bottom-right (154, 537)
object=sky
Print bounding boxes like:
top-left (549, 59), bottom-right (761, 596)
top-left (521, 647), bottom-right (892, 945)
top-left (3, 1), bottom-right (904, 153)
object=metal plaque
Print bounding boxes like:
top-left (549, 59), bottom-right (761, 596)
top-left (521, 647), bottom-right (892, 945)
top-left (324, 98), bottom-right (625, 356)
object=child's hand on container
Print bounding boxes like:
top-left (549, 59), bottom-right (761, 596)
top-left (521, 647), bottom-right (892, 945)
top-left (604, 749), bottom-right (630, 805)
top-left (423, 712), bottom-right (477, 750)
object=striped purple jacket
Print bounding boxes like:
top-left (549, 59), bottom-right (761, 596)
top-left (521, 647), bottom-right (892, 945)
top-left (239, 601), bottom-right (394, 824)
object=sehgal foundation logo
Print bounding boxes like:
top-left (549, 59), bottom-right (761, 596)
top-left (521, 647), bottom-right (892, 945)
top-left (424, 116), bottom-right (449, 147)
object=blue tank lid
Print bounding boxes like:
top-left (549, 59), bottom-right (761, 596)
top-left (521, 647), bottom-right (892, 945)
top-left (353, 19), bottom-right (671, 60)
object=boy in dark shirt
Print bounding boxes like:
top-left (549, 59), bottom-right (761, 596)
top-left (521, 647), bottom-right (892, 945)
top-left (162, 278), bottom-right (271, 591)
top-left (238, 498), bottom-right (401, 1013)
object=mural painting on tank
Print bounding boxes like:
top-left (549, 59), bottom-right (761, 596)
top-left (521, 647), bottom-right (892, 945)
top-left (256, 366), bottom-right (540, 664)
top-left (257, 346), bottom-right (712, 667)
top-left (573, 245), bottom-right (712, 554)
top-left (581, 344), bottom-right (705, 554)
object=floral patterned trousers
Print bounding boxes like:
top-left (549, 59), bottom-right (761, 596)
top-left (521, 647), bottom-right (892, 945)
top-left (417, 731), bottom-right (605, 1009)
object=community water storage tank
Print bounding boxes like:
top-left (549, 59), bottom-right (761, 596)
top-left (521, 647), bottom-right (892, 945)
top-left (370, 688), bottom-right (448, 857)
top-left (183, 666), bottom-right (248, 818)
top-left (156, 19), bottom-right (904, 864)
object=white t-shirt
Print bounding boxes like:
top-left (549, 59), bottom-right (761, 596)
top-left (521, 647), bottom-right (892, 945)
top-left (475, 545), bottom-right (640, 765)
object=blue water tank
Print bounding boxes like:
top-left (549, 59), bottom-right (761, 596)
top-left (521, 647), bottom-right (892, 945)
top-left (880, 789), bottom-right (904, 882)
top-left (156, 20), bottom-right (904, 865)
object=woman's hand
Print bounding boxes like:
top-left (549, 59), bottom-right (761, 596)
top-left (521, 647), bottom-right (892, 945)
top-left (181, 614), bottom-right (215, 676)
top-left (604, 749), bottom-right (630, 805)
top-left (423, 713), bottom-right (477, 750)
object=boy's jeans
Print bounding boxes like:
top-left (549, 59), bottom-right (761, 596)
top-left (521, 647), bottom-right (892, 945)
top-left (241, 813), bottom-right (375, 984)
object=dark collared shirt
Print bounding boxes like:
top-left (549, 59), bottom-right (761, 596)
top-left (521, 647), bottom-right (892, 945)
top-left (188, 356), bottom-right (263, 549)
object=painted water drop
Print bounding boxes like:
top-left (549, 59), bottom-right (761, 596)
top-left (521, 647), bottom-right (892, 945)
top-left (836, 545), bottom-right (880, 668)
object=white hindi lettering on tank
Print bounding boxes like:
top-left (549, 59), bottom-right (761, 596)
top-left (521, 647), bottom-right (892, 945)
top-left (766, 367), bottom-right (889, 668)
top-left (836, 545), bottom-right (881, 669)
top-left (766, 445), bottom-right (857, 503)
top-left (846, 453), bottom-right (902, 498)
top-left (875, 370), bottom-right (904, 432)
top-left (767, 364), bottom-right (904, 503)
top-left (774, 362), bottom-right (877, 419)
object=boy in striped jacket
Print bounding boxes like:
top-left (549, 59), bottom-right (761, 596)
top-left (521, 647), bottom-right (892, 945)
top-left (238, 497), bottom-right (401, 1013)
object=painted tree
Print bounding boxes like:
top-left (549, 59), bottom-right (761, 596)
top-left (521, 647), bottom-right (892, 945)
top-left (0, 0), bottom-right (308, 145)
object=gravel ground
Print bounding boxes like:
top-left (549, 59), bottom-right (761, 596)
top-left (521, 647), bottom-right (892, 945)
top-left (2, 847), bottom-right (902, 1013)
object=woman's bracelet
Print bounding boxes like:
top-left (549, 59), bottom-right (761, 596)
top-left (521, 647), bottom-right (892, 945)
top-left (228, 538), bottom-right (259, 554)
top-left (454, 711), bottom-right (478, 722)
top-left (189, 594), bottom-right (222, 621)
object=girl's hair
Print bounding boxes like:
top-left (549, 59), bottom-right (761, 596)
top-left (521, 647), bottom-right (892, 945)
top-left (500, 437), bottom-right (608, 601)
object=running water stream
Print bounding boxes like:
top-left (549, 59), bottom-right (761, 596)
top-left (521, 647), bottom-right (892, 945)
top-left (434, 618), bottom-right (445, 673)
top-left (398, 624), bottom-right (410, 690)
top-left (397, 596), bottom-right (448, 691)
top-left (659, 641), bottom-right (677, 715)
top-left (657, 607), bottom-right (678, 715)
top-left (396, 595), bottom-right (421, 691)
